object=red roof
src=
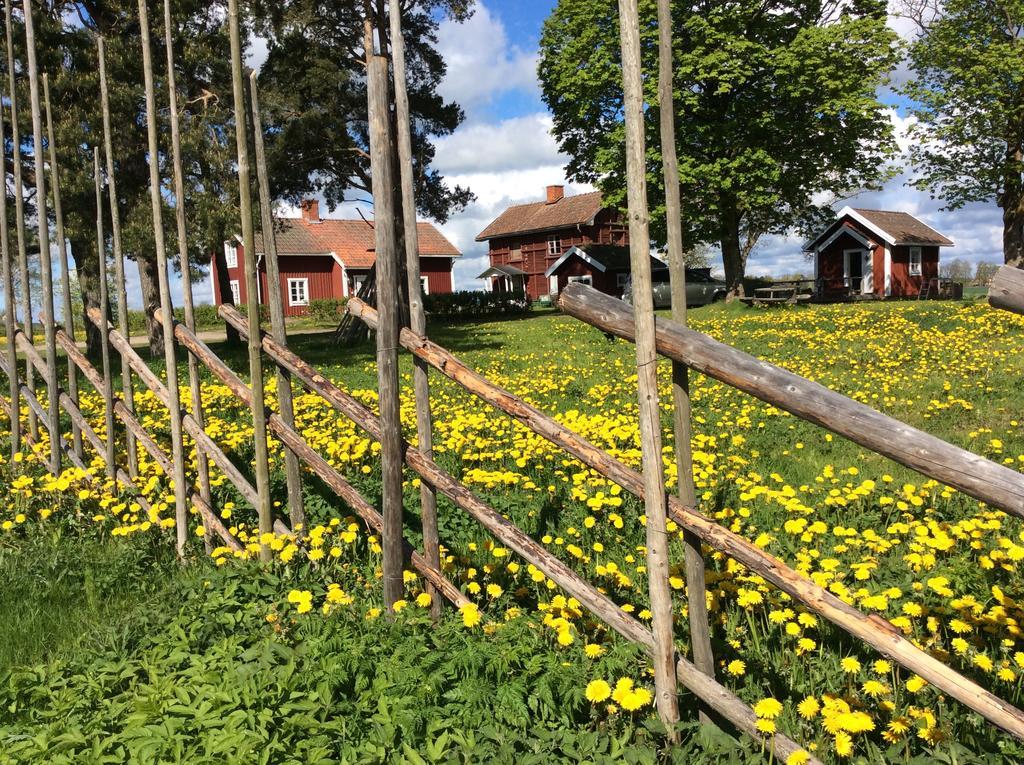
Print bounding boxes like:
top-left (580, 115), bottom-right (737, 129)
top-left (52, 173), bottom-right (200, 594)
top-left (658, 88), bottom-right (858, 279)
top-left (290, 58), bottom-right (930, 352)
top-left (476, 190), bottom-right (604, 241)
top-left (253, 217), bottom-right (461, 269)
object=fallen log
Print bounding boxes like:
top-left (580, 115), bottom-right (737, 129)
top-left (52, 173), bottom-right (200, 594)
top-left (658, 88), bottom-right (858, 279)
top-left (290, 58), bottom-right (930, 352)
top-left (218, 303), bottom-right (813, 761)
top-left (348, 295), bottom-right (1024, 741)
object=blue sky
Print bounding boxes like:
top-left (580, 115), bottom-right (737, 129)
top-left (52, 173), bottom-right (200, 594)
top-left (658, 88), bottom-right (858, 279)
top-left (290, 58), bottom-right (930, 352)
top-left (179, 1), bottom-right (1004, 305)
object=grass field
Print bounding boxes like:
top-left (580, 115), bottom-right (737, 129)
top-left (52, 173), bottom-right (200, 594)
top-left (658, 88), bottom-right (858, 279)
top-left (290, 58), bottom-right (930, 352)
top-left (0, 296), bottom-right (1022, 763)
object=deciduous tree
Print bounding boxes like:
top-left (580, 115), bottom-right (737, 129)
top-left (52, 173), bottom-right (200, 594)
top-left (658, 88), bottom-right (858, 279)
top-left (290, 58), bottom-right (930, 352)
top-left (901, 0), bottom-right (1024, 267)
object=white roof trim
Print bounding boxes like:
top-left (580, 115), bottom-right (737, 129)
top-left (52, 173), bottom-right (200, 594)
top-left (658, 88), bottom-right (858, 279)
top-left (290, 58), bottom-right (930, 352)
top-left (544, 246), bottom-right (605, 278)
top-left (837, 206), bottom-right (896, 246)
top-left (814, 222), bottom-right (872, 253)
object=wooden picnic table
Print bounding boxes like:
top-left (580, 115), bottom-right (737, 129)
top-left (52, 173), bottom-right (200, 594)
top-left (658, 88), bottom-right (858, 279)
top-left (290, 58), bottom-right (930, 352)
top-left (739, 284), bottom-right (812, 306)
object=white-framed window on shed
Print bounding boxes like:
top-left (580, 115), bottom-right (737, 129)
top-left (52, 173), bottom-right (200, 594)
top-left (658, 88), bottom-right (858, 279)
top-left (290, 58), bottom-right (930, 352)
top-left (909, 246), bottom-right (922, 276)
top-left (225, 243), bottom-right (238, 269)
top-left (229, 279), bottom-right (240, 305)
top-left (567, 275), bottom-right (592, 286)
top-left (288, 277), bottom-right (309, 306)
top-left (547, 235), bottom-right (562, 256)
top-left (420, 276), bottom-right (430, 295)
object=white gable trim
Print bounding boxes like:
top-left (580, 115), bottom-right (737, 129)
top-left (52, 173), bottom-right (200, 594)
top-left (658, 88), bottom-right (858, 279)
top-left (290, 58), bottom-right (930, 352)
top-left (814, 222), bottom-right (872, 253)
top-left (835, 206), bottom-right (896, 246)
top-left (544, 246), bottom-right (606, 278)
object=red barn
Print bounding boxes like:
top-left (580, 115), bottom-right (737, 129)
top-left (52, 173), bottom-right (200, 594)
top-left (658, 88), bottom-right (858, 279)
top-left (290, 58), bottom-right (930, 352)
top-left (804, 207), bottom-right (954, 299)
top-left (475, 186), bottom-right (629, 301)
top-left (210, 200), bottom-right (461, 316)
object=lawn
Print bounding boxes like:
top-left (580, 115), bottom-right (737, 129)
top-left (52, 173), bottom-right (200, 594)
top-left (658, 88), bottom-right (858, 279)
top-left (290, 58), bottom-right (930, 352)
top-left (0, 296), bottom-right (1022, 763)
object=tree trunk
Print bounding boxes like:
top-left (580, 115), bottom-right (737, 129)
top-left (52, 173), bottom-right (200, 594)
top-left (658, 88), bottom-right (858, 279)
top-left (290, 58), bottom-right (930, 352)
top-left (135, 254), bottom-right (163, 357)
top-left (719, 196), bottom-right (745, 301)
top-left (70, 238), bottom-right (103, 358)
top-left (211, 236), bottom-right (241, 346)
top-left (1003, 190), bottom-right (1024, 268)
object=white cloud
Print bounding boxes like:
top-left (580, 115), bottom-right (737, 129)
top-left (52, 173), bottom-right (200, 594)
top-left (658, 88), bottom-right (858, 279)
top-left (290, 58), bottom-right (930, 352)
top-left (433, 113), bottom-right (562, 175)
top-left (436, 4), bottom-right (539, 119)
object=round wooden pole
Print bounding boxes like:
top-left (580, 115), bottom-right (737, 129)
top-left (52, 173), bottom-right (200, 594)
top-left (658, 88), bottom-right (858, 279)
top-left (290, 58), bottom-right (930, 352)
top-left (23, 0), bottom-right (61, 475)
top-left (0, 97), bottom-right (18, 460)
top-left (226, 0), bottom-right (274, 559)
top-left (43, 74), bottom-right (84, 463)
top-left (248, 71), bottom-right (306, 535)
top-left (138, 0), bottom-right (190, 557)
top-left (5, 0), bottom-right (35, 444)
top-left (162, 0), bottom-right (214, 551)
top-left (366, 53), bottom-right (406, 610)
top-left (616, 0), bottom-right (680, 733)
top-left (93, 148), bottom-right (117, 480)
top-left (388, 0), bottom-right (442, 619)
top-left (98, 37), bottom-right (140, 480)
top-left (655, 0), bottom-right (716, 699)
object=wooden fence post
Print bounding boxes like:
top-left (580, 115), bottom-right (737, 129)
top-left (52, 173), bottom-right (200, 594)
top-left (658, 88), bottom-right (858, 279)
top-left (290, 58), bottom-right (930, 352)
top-left (616, 0), bottom-right (680, 734)
top-left (98, 37), bottom-right (139, 480)
top-left (655, 0), bottom-right (716, 699)
top-left (388, 0), bottom-right (441, 618)
top-left (0, 97), bottom-right (17, 460)
top-left (138, 0), bottom-right (190, 558)
top-left (163, 0), bottom-right (214, 551)
top-left (5, 0), bottom-right (35, 444)
top-left (92, 148), bottom-right (117, 480)
top-left (248, 71), bottom-right (306, 535)
top-left (366, 52), bottom-right (406, 610)
top-left (23, 0), bottom-right (61, 475)
top-left (226, 0), bottom-right (274, 559)
top-left (43, 74), bottom-right (84, 463)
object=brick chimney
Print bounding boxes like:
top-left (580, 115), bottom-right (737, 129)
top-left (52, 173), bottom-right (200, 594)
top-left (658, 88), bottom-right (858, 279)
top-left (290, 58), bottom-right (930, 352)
top-left (545, 185), bottom-right (564, 204)
top-left (300, 198), bottom-right (320, 223)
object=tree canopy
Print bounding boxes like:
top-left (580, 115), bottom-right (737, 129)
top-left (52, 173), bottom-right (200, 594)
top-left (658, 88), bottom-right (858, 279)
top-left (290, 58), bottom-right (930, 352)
top-left (901, 0), bottom-right (1024, 265)
top-left (538, 0), bottom-right (900, 296)
top-left (4, 0), bottom-right (474, 353)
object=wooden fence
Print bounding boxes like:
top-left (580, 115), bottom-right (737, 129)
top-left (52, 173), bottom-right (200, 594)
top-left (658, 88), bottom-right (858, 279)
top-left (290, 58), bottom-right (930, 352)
top-left (2, 0), bottom-right (1024, 761)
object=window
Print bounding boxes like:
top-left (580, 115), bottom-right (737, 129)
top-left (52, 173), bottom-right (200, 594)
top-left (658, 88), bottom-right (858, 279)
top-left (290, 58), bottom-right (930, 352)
top-left (352, 275), bottom-right (367, 295)
top-left (509, 241), bottom-right (522, 262)
top-left (567, 275), bottom-right (592, 287)
top-left (225, 243), bottom-right (238, 269)
top-left (909, 246), bottom-right (922, 276)
top-left (548, 236), bottom-right (562, 256)
top-left (288, 277), bottom-right (309, 306)
top-left (420, 276), bottom-right (430, 295)
top-left (229, 279), bottom-right (240, 305)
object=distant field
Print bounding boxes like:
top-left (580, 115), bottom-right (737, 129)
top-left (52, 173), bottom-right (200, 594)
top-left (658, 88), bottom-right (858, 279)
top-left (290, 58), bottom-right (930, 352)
top-left (1, 295), bottom-right (1022, 763)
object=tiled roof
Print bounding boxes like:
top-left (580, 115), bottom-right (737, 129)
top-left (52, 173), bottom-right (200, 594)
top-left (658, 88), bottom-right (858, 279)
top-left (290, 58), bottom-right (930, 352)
top-left (851, 209), bottom-right (953, 246)
top-left (476, 190), bottom-right (604, 241)
top-left (252, 217), bottom-right (461, 269)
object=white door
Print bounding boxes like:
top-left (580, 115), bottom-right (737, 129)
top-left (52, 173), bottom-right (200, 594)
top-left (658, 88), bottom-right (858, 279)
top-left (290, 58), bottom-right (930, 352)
top-left (549, 275), bottom-right (559, 296)
top-left (861, 250), bottom-right (873, 294)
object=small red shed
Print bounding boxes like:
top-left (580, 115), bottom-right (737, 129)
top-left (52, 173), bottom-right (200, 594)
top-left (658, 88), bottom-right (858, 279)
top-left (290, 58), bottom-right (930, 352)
top-left (803, 207), bottom-right (954, 299)
top-left (210, 200), bottom-right (461, 316)
top-left (543, 244), bottom-right (666, 297)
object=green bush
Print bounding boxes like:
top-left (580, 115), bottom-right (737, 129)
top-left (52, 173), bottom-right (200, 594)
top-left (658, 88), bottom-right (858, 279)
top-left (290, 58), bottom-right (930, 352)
top-left (307, 297), bottom-right (347, 325)
top-left (424, 289), bottom-right (530, 320)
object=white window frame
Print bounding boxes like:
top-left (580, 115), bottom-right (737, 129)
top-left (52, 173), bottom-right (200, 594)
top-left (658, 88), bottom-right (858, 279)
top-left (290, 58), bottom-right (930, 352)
top-left (547, 235), bottom-right (562, 256)
top-left (567, 274), bottom-right (592, 287)
top-left (287, 277), bottom-right (309, 307)
top-left (909, 246), bottom-right (922, 276)
top-left (225, 243), bottom-right (238, 269)
top-left (548, 275), bottom-right (559, 296)
top-left (229, 279), bottom-right (240, 305)
top-left (420, 275), bottom-right (430, 295)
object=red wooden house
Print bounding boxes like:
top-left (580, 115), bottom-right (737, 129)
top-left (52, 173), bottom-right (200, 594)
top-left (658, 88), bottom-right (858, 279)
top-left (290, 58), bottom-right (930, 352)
top-left (210, 200), bottom-right (461, 316)
top-left (803, 207), bottom-right (954, 299)
top-left (475, 186), bottom-right (629, 301)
